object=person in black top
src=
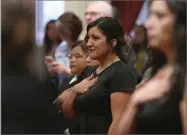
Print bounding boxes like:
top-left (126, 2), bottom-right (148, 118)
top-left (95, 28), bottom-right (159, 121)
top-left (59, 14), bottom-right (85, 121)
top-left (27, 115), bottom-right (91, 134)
top-left (55, 17), bottom-right (137, 134)
top-left (58, 40), bottom-right (98, 134)
top-left (58, 40), bottom-right (99, 94)
top-left (59, 40), bottom-right (90, 92)
top-left (115, 0), bottom-right (186, 134)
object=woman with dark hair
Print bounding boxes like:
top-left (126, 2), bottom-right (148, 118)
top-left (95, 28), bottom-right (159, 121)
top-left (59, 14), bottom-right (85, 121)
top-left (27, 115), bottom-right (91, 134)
top-left (58, 40), bottom-right (98, 134)
top-left (114, 0), bottom-right (186, 134)
top-left (43, 20), bottom-right (61, 57)
top-left (55, 17), bottom-right (137, 134)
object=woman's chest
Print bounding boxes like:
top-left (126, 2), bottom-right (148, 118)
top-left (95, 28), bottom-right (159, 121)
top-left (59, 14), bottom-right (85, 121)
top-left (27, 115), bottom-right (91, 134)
top-left (85, 76), bottom-right (112, 115)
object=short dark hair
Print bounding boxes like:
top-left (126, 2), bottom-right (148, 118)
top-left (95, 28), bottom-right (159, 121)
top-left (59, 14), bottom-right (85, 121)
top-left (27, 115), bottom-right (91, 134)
top-left (71, 40), bottom-right (88, 55)
top-left (86, 17), bottom-right (127, 63)
top-left (58, 12), bottom-right (83, 41)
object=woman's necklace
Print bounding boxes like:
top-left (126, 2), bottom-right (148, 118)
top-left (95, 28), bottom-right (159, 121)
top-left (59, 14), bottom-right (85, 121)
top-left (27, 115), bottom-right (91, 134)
top-left (96, 57), bottom-right (120, 75)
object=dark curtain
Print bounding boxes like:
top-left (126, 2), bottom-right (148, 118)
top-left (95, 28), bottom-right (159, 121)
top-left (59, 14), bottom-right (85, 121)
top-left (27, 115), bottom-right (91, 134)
top-left (112, 0), bottom-right (144, 35)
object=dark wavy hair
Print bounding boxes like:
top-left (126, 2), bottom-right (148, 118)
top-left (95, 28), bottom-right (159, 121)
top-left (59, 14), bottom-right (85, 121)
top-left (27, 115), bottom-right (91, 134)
top-left (166, 0), bottom-right (186, 97)
top-left (86, 17), bottom-right (127, 63)
top-left (58, 12), bottom-right (83, 41)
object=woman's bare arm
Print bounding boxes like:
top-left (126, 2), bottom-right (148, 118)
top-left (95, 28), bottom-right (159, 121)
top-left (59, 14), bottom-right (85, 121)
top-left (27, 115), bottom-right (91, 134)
top-left (61, 87), bottom-right (78, 118)
top-left (108, 92), bottom-right (138, 134)
top-left (60, 75), bottom-right (97, 118)
top-left (110, 97), bottom-right (139, 134)
top-left (180, 98), bottom-right (187, 135)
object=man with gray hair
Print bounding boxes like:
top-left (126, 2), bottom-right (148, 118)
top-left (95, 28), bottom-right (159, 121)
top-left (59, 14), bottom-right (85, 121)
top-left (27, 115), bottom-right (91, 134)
top-left (85, 1), bottom-right (113, 24)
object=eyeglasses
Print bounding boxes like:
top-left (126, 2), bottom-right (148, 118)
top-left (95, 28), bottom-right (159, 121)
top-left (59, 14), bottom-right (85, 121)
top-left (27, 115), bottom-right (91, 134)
top-left (68, 53), bottom-right (86, 60)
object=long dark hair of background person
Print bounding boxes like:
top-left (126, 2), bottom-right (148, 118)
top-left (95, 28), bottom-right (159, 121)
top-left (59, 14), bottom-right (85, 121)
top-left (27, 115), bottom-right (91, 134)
top-left (43, 20), bottom-right (61, 56)
top-left (167, 0), bottom-right (186, 98)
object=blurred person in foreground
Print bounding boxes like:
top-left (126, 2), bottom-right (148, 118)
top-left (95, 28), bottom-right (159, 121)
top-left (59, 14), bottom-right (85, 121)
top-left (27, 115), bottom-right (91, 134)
top-left (113, 0), bottom-right (186, 134)
top-left (2, 0), bottom-right (66, 134)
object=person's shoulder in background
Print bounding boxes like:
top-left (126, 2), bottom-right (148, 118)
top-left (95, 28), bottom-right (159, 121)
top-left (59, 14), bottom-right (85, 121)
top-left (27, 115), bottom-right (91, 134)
top-left (141, 67), bottom-right (152, 81)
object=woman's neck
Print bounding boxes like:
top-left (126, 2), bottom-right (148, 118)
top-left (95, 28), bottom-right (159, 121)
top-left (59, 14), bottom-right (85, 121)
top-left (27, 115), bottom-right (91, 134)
top-left (164, 49), bottom-right (176, 65)
top-left (97, 53), bottom-right (120, 73)
top-left (162, 43), bottom-right (176, 65)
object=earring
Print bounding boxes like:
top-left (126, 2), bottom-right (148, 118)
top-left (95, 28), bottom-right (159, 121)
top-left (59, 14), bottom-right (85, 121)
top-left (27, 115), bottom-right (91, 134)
top-left (112, 41), bottom-right (117, 48)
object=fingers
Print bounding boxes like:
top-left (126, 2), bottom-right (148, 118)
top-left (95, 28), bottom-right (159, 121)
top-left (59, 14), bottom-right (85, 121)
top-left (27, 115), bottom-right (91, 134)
top-left (87, 77), bottom-right (98, 89)
top-left (74, 84), bottom-right (89, 94)
top-left (90, 77), bottom-right (98, 84)
top-left (46, 60), bottom-right (58, 71)
top-left (136, 80), bottom-right (148, 89)
top-left (54, 91), bottom-right (69, 113)
top-left (54, 97), bottom-right (63, 113)
top-left (45, 56), bottom-right (54, 64)
top-left (45, 56), bottom-right (53, 60)
top-left (59, 63), bottom-right (66, 68)
top-left (52, 61), bottom-right (60, 67)
top-left (51, 63), bottom-right (63, 74)
top-left (73, 75), bottom-right (98, 94)
top-left (82, 88), bottom-right (89, 94)
top-left (45, 56), bottom-right (54, 60)
top-left (86, 74), bottom-right (94, 80)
